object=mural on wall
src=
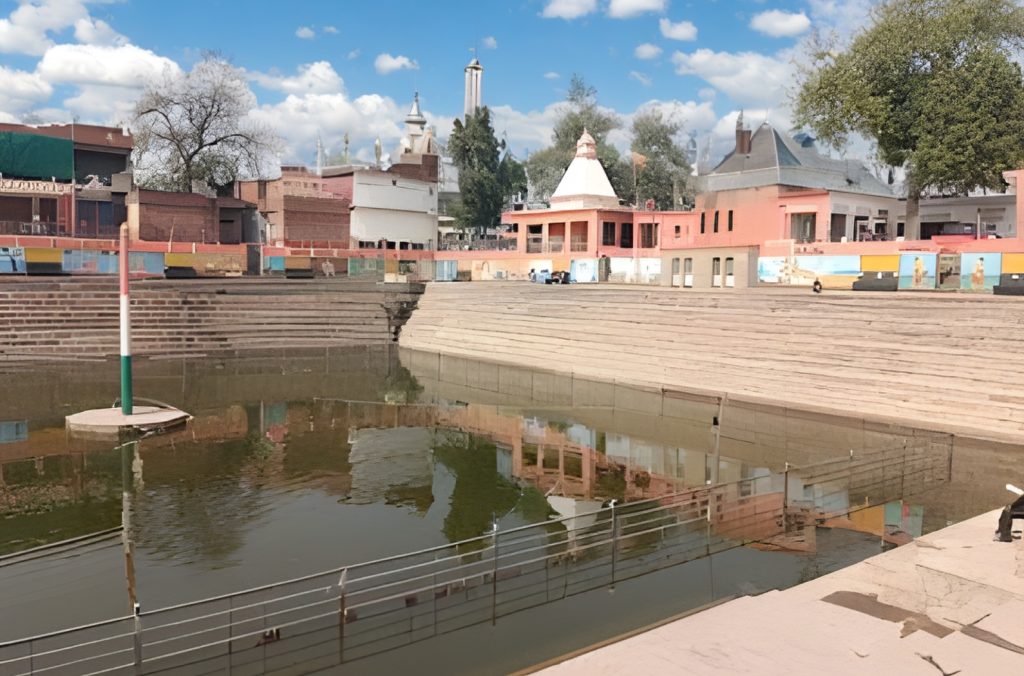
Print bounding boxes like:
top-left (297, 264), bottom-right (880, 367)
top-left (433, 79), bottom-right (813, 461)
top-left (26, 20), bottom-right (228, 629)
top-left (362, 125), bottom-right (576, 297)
top-left (434, 260), bottom-right (457, 281)
top-left (0, 247), bottom-right (25, 274)
top-left (62, 250), bottom-right (119, 274)
top-left (960, 253), bottom-right (1001, 291)
top-left (758, 255), bottom-right (860, 288)
top-left (570, 258), bottom-right (598, 283)
top-left (897, 253), bottom-right (937, 290)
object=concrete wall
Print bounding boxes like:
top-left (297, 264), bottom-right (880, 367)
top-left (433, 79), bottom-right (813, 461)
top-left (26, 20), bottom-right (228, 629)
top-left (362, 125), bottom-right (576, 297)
top-left (660, 246), bottom-right (758, 289)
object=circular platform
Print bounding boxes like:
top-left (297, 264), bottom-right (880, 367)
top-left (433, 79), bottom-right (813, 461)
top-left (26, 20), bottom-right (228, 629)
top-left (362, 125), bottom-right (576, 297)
top-left (66, 406), bottom-right (191, 438)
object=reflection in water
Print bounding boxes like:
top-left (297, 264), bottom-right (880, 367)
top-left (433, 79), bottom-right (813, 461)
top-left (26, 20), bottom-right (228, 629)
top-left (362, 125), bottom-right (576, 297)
top-left (0, 346), bottom-right (1010, 618)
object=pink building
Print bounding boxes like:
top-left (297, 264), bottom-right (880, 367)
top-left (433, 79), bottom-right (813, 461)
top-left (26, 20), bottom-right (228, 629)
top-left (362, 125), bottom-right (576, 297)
top-left (487, 130), bottom-right (693, 283)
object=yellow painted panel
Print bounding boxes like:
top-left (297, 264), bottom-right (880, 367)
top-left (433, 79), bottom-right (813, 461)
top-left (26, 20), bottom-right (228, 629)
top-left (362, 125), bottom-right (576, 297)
top-left (1002, 253), bottom-right (1024, 274)
top-left (384, 258), bottom-right (399, 274)
top-left (860, 255), bottom-right (899, 272)
top-left (284, 256), bottom-right (312, 270)
top-left (25, 248), bottom-right (62, 263)
top-left (164, 253), bottom-right (195, 268)
top-left (552, 258), bottom-right (571, 271)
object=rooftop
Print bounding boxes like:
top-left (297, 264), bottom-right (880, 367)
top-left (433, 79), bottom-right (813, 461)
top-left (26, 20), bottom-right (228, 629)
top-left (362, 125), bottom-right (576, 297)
top-left (549, 130), bottom-right (620, 210)
top-left (0, 122), bottom-right (133, 152)
top-left (703, 122), bottom-right (893, 198)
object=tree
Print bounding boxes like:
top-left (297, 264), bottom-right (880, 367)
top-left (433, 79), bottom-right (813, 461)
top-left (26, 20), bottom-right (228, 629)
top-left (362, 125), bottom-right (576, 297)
top-left (133, 55), bottom-right (281, 192)
top-left (526, 74), bottom-right (628, 203)
top-left (630, 109), bottom-right (693, 210)
top-left (794, 0), bottom-right (1024, 238)
top-left (449, 107), bottom-right (503, 233)
top-left (497, 151), bottom-right (528, 206)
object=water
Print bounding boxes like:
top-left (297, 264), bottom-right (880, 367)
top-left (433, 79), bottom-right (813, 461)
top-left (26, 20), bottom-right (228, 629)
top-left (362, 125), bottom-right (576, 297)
top-left (1, 345), bottom-right (1019, 672)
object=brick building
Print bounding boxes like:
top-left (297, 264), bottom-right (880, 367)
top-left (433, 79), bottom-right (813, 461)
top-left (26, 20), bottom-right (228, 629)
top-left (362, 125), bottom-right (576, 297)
top-left (127, 189), bottom-right (257, 244)
top-left (239, 166), bottom-right (350, 245)
top-left (0, 122), bottom-right (132, 238)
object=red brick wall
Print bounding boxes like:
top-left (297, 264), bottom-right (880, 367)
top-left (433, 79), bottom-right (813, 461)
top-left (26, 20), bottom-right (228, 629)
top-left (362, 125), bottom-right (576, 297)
top-left (135, 191), bottom-right (216, 242)
top-left (387, 154), bottom-right (439, 183)
top-left (282, 194), bottom-right (350, 244)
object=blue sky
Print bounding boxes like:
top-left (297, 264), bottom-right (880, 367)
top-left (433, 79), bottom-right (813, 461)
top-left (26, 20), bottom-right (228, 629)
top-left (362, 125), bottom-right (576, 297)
top-left (0, 0), bottom-right (875, 166)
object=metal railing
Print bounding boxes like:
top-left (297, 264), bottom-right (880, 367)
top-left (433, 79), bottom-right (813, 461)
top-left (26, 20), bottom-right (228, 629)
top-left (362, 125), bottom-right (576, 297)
top-left (0, 436), bottom-right (952, 675)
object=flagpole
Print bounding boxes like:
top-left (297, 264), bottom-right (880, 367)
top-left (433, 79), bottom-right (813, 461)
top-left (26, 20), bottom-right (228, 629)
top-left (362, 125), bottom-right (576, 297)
top-left (119, 222), bottom-right (133, 416)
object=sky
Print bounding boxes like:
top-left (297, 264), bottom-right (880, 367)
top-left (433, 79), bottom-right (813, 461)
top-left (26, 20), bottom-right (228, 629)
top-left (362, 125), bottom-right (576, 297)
top-left (0, 0), bottom-right (877, 168)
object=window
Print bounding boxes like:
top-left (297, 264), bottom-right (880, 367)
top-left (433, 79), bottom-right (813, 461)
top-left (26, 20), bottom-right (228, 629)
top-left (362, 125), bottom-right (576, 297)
top-left (602, 221), bottom-right (616, 246)
top-left (683, 258), bottom-right (693, 287)
top-left (728, 210), bottom-right (733, 232)
top-left (700, 212), bottom-right (706, 234)
top-left (620, 222), bottom-right (634, 248)
top-left (527, 224), bottom-right (543, 253)
top-left (897, 222), bottom-right (905, 238)
top-left (257, 181), bottom-right (267, 200)
top-left (790, 213), bottom-right (817, 243)
top-left (725, 257), bottom-right (735, 288)
top-left (713, 211), bottom-right (719, 233)
top-left (674, 225), bottom-right (681, 238)
top-left (639, 223), bottom-right (657, 248)
top-left (671, 258), bottom-right (681, 287)
top-left (712, 257), bottom-right (722, 287)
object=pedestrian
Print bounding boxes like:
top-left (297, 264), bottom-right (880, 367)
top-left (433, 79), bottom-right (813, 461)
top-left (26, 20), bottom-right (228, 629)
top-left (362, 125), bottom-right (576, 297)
top-left (812, 279), bottom-right (822, 294)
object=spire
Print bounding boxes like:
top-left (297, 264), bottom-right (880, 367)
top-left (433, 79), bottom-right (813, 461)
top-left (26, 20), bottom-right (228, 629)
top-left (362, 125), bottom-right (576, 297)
top-left (575, 128), bottom-right (597, 159)
top-left (464, 56), bottom-right (483, 119)
top-left (315, 132), bottom-right (324, 175)
top-left (406, 92), bottom-right (426, 126)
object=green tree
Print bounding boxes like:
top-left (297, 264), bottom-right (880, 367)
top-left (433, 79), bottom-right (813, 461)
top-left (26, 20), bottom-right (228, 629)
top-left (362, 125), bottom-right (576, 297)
top-left (794, 0), bottom-right (1024, 238)
top-left (449, 107), bottom-right (503, 233)
top-left (630, 109), bottom-right (693, 210)
top-left (133, 54), bottom-right (281, 192)
top-left (526, 74), bottom-right (629, 203)
top-left (497, 152), bottom-right (528, 206)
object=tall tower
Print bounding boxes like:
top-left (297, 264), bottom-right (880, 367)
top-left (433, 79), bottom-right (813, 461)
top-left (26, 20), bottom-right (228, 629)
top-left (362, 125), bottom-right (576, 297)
top-left (464, 57), bottom-right (483, 119)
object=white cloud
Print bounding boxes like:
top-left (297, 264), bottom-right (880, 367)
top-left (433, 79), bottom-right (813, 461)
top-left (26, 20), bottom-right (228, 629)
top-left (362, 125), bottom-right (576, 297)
top-left (807, 0), bottom-right (873, 43)
top-left (671, 48), bottom-right (792, 107)
top-left (295, 26), bottom-right (315, 39)
top-left (608, 0), bottom-right (667, 19)
top-left (374, 53), bottom-right (418, 75)
top-left (347, 49), bottom-right (360, 60)
top-left (489, 102), bottom-right (565, 153)
top-left (323, 25), bottom-right (338, 34)
top-left (750, 10), bottom-right (811, 38)
top-left (0, 65), bottom-right (53, 114)
top-left (659, 18), bottom-right (697, 41)
top-left (482, 35), bottom-right (498, 49)
top-left (37, 43), bottom-right (182, 87)
top-left (634, 43), bottom-right (662, 60)
top-left (544, 71), bottom-right (560, 79)
top-left (249, 92), bottom-right (407, 163)
top-left (629, 71), bottom-right (652, 86)
top-left (698, 87), bottom-right (716, 101)
top-left (73, 17), bottom-right (126, 46)
top-left (541, 0), bottom-right (597, 20)
top-left (0, 0), bottom-right (92, 55)
top-left (62, 83), bottom-right (142, 123)
top-left (250, 61), bottom-right (344, 96)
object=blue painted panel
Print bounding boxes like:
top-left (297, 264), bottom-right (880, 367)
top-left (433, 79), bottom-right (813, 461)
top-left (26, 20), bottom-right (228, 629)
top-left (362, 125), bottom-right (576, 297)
top-left (0, 247), bottom-right (26, 274)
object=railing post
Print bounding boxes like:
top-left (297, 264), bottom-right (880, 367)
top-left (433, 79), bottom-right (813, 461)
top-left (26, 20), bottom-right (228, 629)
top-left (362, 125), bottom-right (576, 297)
top-left (783, 462), bottom-right (790, 531)
top-left (491, 528), bottom-right (499, 626)
top-left (338, 569), bottom-right (347, 664)
top-left (609, 501), bottom-right (619, 588)
top-left (132, 603), bottom-right (143, 676)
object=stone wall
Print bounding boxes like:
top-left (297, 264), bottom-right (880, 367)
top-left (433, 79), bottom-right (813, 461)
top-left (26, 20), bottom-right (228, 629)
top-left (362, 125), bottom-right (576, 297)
top-left (0, 278), bottom-right (422, 360)
top-left (399, 282), bottom-right (1024, 445)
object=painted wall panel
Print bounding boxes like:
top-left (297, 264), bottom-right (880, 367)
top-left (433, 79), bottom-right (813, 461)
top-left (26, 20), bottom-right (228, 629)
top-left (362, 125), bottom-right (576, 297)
top-left (1002, 253), bottom-right (1024, 274)
top-left (0, 247), bottom-right (26, 274)
top-left (897, 253), bottom-right (937, 290)
top-left (861, 255), bottom-right (899, 272)
top-left (961, 252), bottom-right (1001, 291)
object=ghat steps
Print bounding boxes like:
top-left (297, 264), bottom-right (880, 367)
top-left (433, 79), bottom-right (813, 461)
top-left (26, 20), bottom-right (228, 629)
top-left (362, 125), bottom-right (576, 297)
top-left (0, 278), bottom-right (422, 359)
top-left (399, 283), bottom-right (1024, 444)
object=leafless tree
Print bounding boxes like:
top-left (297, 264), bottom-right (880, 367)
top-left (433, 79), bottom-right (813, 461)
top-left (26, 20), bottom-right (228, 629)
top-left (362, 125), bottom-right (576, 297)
top-left (132, 54), bottom-right (281, 192)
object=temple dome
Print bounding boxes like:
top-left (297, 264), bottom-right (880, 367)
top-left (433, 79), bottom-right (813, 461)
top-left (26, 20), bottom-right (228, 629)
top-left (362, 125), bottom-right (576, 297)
top-left (549, 129), bottom-right (619, 208)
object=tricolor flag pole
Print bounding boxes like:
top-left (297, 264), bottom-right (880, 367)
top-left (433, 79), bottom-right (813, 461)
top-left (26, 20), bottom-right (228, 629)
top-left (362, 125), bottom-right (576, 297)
top-left (119, 222), bottom-right (133, 416)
